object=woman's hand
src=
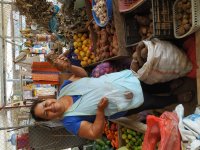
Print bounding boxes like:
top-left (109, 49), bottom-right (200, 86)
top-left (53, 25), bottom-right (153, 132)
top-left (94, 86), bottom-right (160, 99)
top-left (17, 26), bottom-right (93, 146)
top-left (98, 97), bottom-right (108, 111)
top-left (53, 57), bottom-right (71, 71)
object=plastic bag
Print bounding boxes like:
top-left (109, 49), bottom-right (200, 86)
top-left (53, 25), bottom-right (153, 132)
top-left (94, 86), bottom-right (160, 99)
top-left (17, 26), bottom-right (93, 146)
top-left (183, 34), bottom-right (197, 78)
top-left (175, 104), bottom-right (196, 142)
top-left (175, 104), bottom-right (200, 150)
top-left (134, 39), bottom-right (192, 84)
top-left (159, 112), bottom-right (181, 150)
top-left (142, 112), bottom-right (181, 150)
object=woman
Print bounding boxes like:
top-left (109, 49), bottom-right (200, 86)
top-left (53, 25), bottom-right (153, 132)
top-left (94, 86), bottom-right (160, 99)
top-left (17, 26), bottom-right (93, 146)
top-left (31, 56), bottom-right (193, 140)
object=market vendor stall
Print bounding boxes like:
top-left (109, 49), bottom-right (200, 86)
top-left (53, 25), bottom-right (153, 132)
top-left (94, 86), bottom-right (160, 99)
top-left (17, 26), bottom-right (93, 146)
top-left (0, 0), bottom-right (200, 149)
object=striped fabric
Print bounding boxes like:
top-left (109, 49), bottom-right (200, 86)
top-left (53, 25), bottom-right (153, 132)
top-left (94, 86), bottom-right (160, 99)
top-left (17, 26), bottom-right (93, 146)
top-left (31, 62), bottom-right (60, 85)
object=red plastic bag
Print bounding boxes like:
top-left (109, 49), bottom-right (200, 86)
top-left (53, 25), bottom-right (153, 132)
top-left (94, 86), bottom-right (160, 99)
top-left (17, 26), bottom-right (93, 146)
top-left (142, 112), bottom-right (181, 150)
top-left (184, 34), bottom-right (197, 78)
top-left (142, 115), bottom-right (161, 150)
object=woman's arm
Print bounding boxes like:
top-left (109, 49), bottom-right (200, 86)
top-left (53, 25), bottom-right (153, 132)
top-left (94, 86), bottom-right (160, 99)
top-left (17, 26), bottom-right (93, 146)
top-left (68, 65), bottom-right (88, 78)
top-left (78, 98), bottom-right (108, 140)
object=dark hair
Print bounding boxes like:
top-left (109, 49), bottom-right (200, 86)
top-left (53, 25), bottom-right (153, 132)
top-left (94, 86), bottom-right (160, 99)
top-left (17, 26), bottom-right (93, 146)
top-left (30, 100), bottom-right (48, 121)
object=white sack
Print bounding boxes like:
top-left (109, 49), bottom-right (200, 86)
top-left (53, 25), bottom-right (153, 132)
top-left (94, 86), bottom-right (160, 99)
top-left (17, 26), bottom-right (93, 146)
top-left (134, 39), bottom-right (192, 84)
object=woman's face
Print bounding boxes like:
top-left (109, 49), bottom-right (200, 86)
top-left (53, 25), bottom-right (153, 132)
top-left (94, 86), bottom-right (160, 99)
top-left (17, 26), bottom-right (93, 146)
top-left (34, 99), bottom-right (64, 120)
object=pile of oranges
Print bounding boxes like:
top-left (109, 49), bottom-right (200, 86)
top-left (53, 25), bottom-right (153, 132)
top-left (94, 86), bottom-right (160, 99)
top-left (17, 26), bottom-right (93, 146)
top-left (73, 33), bottom-right (96, 67)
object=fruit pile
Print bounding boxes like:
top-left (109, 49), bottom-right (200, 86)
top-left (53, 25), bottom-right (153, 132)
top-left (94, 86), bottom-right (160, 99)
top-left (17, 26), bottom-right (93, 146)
top-left (73, 33), bottom-right (96, 67)
top-left (93, 137), bottom-right (114, 150)
top-left (121, 127), bottom-right (144, 150)
top-left (104, 121), bottom-right (119, 149)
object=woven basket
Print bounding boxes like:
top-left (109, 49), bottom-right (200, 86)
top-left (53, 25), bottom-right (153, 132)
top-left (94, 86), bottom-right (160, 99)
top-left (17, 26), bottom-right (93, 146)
top-left (118, 0), bottom-right (146, 13)
top-left (173, 0), bottom-right (200, 38)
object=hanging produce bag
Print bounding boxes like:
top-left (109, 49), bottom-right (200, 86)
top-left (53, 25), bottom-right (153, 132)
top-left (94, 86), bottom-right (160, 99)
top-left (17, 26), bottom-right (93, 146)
top-left (131, 39), bottom-right (192, 84)
top-left (142, 111), bottom-right (181, 150)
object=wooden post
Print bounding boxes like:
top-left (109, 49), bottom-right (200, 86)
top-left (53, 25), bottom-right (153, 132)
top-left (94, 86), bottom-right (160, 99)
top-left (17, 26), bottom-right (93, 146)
top-left (196, 31), bottom-right (200, 105)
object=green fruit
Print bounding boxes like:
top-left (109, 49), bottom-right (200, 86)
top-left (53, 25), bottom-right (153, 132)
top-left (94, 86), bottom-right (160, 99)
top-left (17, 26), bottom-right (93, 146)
top-left (126, 144), bottom-right (130, 149)
top-left (129, 141), bottom-right (134, 146)
top-left (132, 137), bottom-right (136, 142)
top-left (104, 145), bottom-right (109, 149)
top-left (132, 131), bottom-right (136, 136)
top-left (122, 134), bottom-right (127, 140)
top-left (106, 140), bottom-right (111, 145)
top-left (128, 134), bottom-right (132, 139)
top-left (95, 144), bottom-right (101, 150)
top-left (127, 129), bottom-right (132, 133)
top-left (96, 139), bottom-right (105, 146)
top-left (138, 138), bottom-right (142, 143)
top-left (137, 132), bottom-right (141, 136)
top-left (125, 139), bottom-right (129, 143)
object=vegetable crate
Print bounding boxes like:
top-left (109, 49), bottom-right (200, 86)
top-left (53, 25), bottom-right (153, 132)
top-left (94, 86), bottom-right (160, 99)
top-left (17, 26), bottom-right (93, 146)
top-left (118, 124), bottom-right (144, 150)
top-left (124, 0), bottom-right (175, 47)
top-left (173, 0), bottom-right (200, 38)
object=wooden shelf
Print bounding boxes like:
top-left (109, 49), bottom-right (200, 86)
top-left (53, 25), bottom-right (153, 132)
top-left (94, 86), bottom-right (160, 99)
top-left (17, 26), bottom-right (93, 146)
top-left (113, 0), bottom-right (129, 57)
top-left (84, 55), bottom-right (129, 68)
top-left (111, 116), bottom-right (147, 134)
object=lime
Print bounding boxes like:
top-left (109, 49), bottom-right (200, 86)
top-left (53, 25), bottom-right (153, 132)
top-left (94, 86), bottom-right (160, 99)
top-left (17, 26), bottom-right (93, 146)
top-left (132, 137), bottom-right (136, 142)
top-left (128, 134), bottom-right (132, 139)
top-left (127, 129), bottom-right (132, 133)
top-left (131, 131), bottom-right (136, 136)
top-left (122, 134), bottom-right (127, 140)
top-left (125, 139), bottom-right (129, 143)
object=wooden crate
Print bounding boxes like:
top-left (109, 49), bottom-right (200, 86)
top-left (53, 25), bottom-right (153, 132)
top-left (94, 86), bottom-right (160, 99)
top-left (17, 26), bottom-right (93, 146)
top-left (123, 0), bottom-right (175, 47)
top-left (84, 0), bottom-right (129, 66)
top-left (111, 115), bottom-right (146, 148)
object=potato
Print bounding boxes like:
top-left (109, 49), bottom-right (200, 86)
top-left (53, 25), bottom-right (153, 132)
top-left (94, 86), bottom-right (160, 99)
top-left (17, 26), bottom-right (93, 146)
top-left (183, 23), bottom-right (191, 31)
top-left (112, 48), bottom-right (118, 56)
top-left (136, 42), bottom-right (145, 50)
top-left (132, 52), bottom-right (138, 60)
top-left (105, 52), bottom-right (110, 58)
top-left (131, 61), bottom-right (139, 72)
top-left (182, 19), bottom-right (189, 25)
top-left (141, 47), bottom-right (148, 59)
top-left (177, 26), bottom-right (185, 36)
top-left (139, 26), bottom-right (148, 36)
top-left (134, 15), bottom-right (150, 26)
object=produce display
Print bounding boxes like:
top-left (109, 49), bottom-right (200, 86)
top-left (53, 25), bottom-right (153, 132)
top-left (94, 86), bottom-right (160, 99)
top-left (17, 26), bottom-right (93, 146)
top-left (73, 33), bottom-right (96, 67)
top-left (92, 0), bottom-right (108, 25)
top-left (131, 41), bottom-right (148, 72)
top-left (89, 21), bottom-right (119, 61)
top-left (104, 121), bottom-right (119, 149)
top-left (56, 1), bottom-right (88, 40)
top-left (174, 0), bottom-right (192, 36)
top-left (134, 12), bottom-right (153, 40)
top-left (93, 136), bottom-right (114, 150)
top-left (121, 127), bottom-right (144, 150)
top-left (15, 0), bottom-right (54, 30)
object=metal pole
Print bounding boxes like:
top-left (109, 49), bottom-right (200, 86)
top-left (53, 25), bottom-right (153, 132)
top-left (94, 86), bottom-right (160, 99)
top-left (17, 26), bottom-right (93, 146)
top-left (1, 0), bottom-right (7, 104)
top-left (11, 1), bottom-right (15, 70)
